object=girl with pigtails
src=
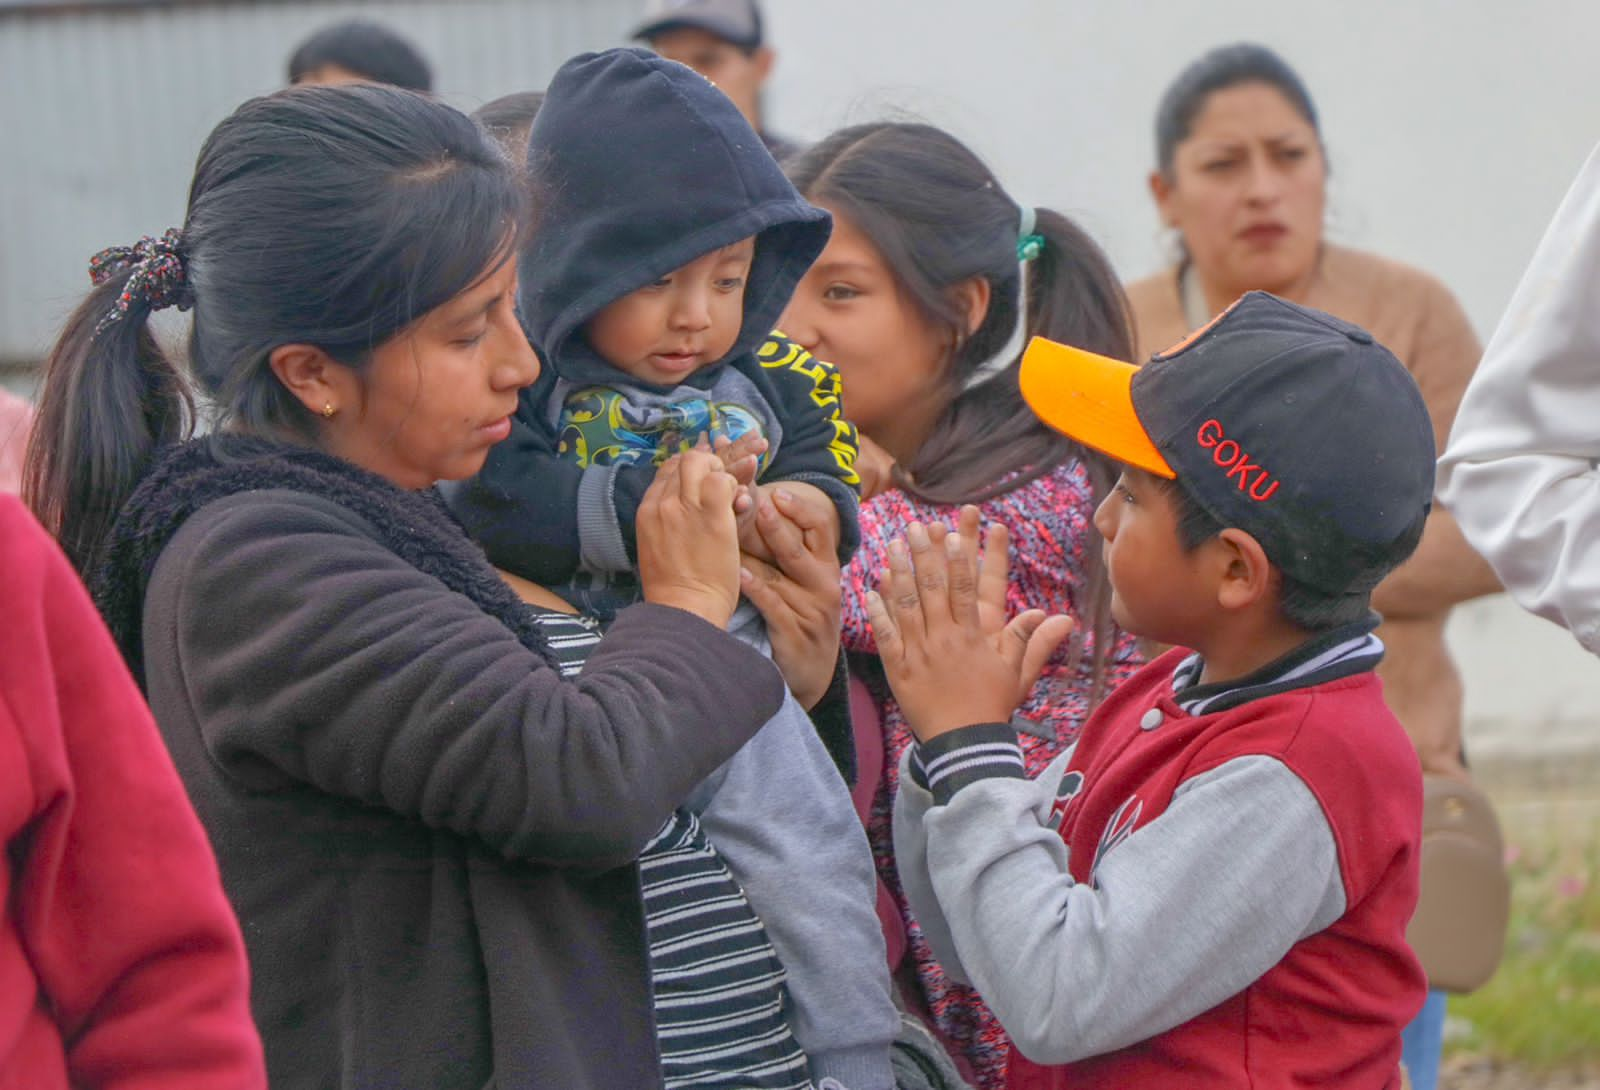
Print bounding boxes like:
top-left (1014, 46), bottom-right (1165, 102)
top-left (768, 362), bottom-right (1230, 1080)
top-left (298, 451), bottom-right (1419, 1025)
top-left (780, 123), bottom-right (1146, 1088)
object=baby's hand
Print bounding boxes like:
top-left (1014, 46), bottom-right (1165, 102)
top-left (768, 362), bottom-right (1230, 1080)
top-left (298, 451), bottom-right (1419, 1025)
top-left (704, 432), bottom-right (767, 488)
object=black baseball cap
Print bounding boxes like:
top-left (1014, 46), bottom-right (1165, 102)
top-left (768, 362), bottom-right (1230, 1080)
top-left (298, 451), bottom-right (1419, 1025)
top-left (1019, 291), bottom-right (1435, 596)
top-left (631, 0), bottom-right (764, 50)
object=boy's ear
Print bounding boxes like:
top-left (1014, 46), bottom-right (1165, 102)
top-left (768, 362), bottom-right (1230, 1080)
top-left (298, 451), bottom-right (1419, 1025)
top-left (1212, 527), bottom-right (1275, 611)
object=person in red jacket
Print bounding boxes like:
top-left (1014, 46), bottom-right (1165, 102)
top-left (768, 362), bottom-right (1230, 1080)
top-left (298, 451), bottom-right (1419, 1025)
top-left (0, 493), bottom-right (265, 1089)
top-left (870, 293), bottom-right (1431, 1089)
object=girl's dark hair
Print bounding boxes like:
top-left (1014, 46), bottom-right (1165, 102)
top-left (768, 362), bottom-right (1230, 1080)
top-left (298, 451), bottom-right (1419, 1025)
top-left (25, 83), bottom-right (523, 576)
top-left (1154, 42), bottom-right (1320, 175)
top-left (286, 19), bottom-right (434, 93)
top-left (787, 121), bottom-right (1135, 702)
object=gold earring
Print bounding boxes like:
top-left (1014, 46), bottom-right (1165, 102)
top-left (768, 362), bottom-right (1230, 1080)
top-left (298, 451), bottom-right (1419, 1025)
top-left (321, 402), bottom-right (336, 419)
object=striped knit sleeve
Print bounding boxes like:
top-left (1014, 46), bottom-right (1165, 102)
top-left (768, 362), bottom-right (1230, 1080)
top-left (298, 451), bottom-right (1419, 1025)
top-left (907, 723), bottom-right (1026, 804)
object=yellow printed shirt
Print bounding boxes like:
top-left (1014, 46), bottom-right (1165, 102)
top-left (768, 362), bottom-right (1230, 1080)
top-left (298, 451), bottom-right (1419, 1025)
top-left (549, 331), bottom-right (862, 564)
top-left (557, 389), bottom-right (774, 471)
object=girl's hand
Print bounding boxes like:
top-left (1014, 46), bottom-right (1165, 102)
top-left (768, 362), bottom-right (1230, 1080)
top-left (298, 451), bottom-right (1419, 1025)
top-left (637, 451), bottom-right (742, 627)
top-left (738, 488), bottom-right (843, 709)
top-left (854, 435), bottom-right (899, 501)
top-left (865, 508), bottom-right (1073, 742)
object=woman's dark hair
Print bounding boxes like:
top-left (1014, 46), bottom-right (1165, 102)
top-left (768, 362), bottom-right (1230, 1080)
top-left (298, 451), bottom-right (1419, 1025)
top-left (1154, 42), bottom-right (1320, 175)
top-left (787, 121), bottom-right (1135, 701)
top-left (287, 19), bottom-right (434, 93)
top-left (1153, 473), bottom-right (1417, 631)
top-left (25, 83), bottom-right (523, 576)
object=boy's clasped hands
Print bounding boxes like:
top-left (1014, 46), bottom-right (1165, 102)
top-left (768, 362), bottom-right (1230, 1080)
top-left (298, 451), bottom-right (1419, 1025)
top-left (865, 505), bottom-right (1074, 741)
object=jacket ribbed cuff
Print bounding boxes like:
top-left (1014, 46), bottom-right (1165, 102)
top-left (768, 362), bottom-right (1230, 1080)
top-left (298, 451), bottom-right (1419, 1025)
top-left (910, 723), bottom-right (1024, 805)
top-left (810, 1042), bottom-right (896, 1090)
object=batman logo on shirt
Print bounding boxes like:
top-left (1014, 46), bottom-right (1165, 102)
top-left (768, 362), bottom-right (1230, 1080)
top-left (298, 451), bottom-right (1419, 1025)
top-left (558, 387), bottom-right (770, 469)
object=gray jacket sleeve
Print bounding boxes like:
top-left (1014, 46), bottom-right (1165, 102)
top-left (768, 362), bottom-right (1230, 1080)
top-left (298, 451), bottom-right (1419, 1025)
top-left (903, 744), bottom-right (1346, 1066)
top-left (154, 491), bottom-right (785, 870)
top-left (893, 745), bottom-right (1077, 989)
top-left (688, 612), bottom-right (898, 1090)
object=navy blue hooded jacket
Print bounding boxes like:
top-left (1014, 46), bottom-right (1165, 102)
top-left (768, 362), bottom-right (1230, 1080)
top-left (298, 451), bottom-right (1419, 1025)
top-left (448, 47), bottom-right (859, 582)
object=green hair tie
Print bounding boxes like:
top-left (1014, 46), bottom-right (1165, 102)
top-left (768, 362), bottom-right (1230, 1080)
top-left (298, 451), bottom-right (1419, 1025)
top-left (1016, 205), bottom-right (1044, 262)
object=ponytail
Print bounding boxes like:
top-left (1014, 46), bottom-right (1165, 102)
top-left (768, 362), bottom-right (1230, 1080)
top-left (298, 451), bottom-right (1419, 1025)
top-left (25, 83), bottom-right (524, 579)
top-left (900, 208), bottom-right (1133, 506)
top-left (25, 253), bottom-right (193, 576)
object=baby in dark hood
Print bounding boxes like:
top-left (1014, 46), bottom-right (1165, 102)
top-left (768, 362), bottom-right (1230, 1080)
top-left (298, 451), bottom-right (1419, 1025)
top-left (447, 48), bottom-right (895, 1090)
top-left (451, 47), bottom-right (859, 608)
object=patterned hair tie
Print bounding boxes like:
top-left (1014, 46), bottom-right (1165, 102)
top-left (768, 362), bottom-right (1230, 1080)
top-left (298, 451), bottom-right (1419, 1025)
top-left (88, 228), bottom-right (194, 337)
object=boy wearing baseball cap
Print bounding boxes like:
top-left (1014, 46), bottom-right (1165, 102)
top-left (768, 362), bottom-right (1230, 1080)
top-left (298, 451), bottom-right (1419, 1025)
top-left (870, 291), bottom-right (1430, 1089)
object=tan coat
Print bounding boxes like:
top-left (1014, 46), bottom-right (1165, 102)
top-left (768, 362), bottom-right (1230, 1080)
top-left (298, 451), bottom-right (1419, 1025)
top-left (1126, 244), bottom-right (1491, 777)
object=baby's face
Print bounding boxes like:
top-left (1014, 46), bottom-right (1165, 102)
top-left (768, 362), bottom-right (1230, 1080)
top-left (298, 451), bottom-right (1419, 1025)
top-left (584, 238), bottom-right (755, 385)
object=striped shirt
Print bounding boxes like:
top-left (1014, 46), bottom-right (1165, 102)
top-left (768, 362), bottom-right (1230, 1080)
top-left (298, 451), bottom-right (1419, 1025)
top-left (531, 609), bottom-right (813, 1089)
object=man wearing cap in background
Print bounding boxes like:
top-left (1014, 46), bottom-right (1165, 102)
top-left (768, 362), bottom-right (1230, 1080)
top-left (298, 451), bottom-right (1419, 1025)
top-left (631, 0), bottom-right (800, 161)
top-left (871, 292), bottom-right (1431, 1088)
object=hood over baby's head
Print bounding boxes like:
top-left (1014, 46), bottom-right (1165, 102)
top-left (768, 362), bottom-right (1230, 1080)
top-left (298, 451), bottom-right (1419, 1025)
top-left (518, 47), bottom-right (829, 386)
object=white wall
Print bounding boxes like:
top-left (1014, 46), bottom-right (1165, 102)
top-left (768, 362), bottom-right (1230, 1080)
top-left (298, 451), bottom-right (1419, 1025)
top-left (763, 0), bottom-right (1600, 756)
top-left (3, 0), bottom-right (1596, 753)
top-left (0, 0), bottom-right (639, 364)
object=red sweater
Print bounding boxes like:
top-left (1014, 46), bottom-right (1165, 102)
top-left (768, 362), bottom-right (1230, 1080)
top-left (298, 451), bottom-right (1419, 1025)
top-left (1011, 650), bottom-right (1425, 1090)
top-left (0, 496), bottom-right (265, 1089)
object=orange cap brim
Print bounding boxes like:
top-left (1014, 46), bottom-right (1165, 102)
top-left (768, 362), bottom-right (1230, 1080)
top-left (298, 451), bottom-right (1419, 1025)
top-left (1019, 336), bottom-right (1175, 479)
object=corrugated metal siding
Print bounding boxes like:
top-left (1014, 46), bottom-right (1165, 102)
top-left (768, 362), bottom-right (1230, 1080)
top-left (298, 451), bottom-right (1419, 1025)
top-left (0, 0), bottom-right (637, 365)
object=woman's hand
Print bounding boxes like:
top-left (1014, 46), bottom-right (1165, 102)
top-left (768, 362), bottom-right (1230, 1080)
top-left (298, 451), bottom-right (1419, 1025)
top-left (738, 488), bottom-right (844, 709)
top-left (854, 434), bottom-right (899, 501)
top-left (736, 481), bottom-right (839, 566)
top-left (637, 451), bottom-right (742, 627)
top-left (866, 508), bottom-right (1073, 742)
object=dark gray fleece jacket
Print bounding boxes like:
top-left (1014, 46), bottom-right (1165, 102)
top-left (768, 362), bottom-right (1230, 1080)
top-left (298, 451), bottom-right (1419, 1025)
top-left (105, 440), bottom-right (784, 1090)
